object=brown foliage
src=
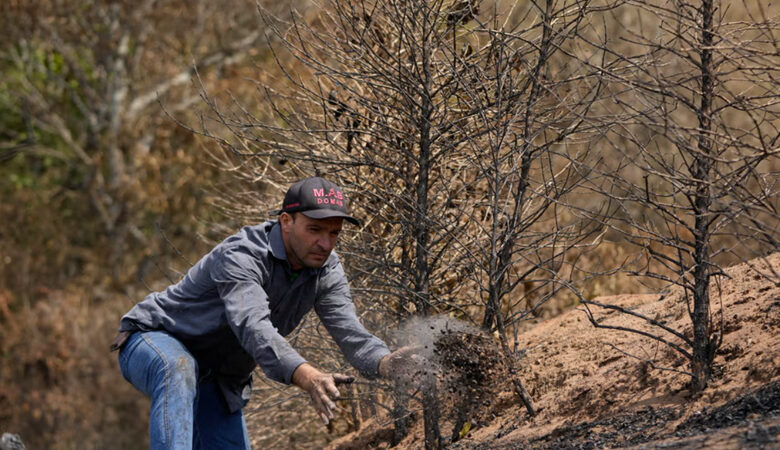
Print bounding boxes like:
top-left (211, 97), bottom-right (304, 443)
top-left (0, 287), bottom-right (147, 449)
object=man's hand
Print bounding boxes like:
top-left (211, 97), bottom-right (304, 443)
top-left (378, 345), bottom-right (427, 384)
top-left (292, 363), bottom-right (354, 425)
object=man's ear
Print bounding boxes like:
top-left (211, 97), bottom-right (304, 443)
top-left (280, 212), bottom-right (294, 231)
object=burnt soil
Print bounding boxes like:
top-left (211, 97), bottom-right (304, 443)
top-left (452, 381), bottom-right (780, 449)
top-left (328, 253), bottom-right (780, 449)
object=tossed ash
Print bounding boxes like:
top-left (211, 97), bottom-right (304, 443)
top-left (433, 326), bottom-right (508, 441)
top-left (389, 316), bottom-right (512, 441)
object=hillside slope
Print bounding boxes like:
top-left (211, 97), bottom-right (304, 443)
top-left (330, 253), bottom-right (780, 449)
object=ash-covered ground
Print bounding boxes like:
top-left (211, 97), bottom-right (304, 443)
top-left (329, 253), bottom-right (780, 449)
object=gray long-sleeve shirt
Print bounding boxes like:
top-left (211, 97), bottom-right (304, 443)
top-left (119, 220), bottom-right (390, 412)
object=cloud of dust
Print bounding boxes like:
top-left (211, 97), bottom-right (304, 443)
top-left (390, 314), bottom-right (480, 361)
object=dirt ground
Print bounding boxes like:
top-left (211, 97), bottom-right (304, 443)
top-left (328, 253), bottom-right (780, 449)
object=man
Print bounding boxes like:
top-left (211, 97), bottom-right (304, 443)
top-left (112, 177), bottom-right (409, 449)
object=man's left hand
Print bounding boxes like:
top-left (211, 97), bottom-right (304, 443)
top-left (378, 345), bottom-right (427, 384)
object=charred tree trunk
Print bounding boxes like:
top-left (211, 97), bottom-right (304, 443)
top-left (348, 383), bottom-right (362, 431)
top-left (422, 373), bottom-right (442, 449)
top-left (415, 38), bottom-right (442, 448)
top-left (495, 305), bottom-right (535, 416)
top-left (392, 383), bottom-right (412, 445)
top-left (690, 0), bottom-right (716, 393)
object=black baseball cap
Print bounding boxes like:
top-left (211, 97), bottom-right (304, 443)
top-left (272, 177), bottom-right (360, 225)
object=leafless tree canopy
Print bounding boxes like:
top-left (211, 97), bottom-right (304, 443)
top-left (199, 0), bottom-right (621, 446)
top-left (207, 0), bottom-right (608, 326)
top-left (576, 0), bottom-right (780, 392)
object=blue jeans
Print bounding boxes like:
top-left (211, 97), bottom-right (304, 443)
top-left (118, 331), bottom-right (251, 449)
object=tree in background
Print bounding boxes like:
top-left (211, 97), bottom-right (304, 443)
top-left (579, 0), bottom-right (780, 392)
top-left (452, 0), bottom-right (609, 435)
top-left (0, 0), bottom-right (272, 287)
top-left (200, 0), bottom-right (610, 446)
top-left (0, 1), bottom-right (301, 447)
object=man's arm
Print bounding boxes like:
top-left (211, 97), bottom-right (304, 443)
top-left (315, 261), bottom-right (426, 383)
top-left (314, 261), bottom-right (391, 377)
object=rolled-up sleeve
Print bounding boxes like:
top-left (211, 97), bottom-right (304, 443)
top-left (315, 262), bottom-right (391, 378)
top-left (211, 247), bottom-right (306, 384)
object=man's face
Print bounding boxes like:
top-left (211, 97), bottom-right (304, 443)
top-left (280, 213), bottom-right (344, 270)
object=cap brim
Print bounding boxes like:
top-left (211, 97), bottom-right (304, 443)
top-left (301, 209), bottom-right (361, 226)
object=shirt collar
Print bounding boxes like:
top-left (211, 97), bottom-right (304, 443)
top-left (269, 221), bottom-right (287, 261)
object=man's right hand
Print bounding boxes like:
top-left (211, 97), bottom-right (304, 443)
top-left (292, 363), bottom-right (354, 425)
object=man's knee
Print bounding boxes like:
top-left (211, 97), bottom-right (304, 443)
top-left (141, 339), bottom-right (198, 400)
top-left (168, 354), bottom-right (198, 395)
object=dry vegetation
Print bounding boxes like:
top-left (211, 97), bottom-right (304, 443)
top-left (0, 0), bottom-right (778, 449)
